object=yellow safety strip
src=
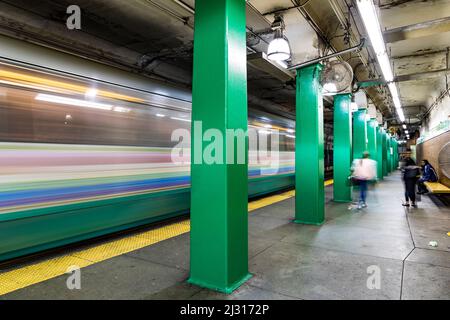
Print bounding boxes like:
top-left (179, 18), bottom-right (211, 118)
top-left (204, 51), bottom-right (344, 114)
top-left (0, 180), bottom-right (333, 296)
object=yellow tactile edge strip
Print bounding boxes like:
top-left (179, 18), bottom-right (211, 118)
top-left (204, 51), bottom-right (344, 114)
top-left (0, 180), bottom-right (333, 296)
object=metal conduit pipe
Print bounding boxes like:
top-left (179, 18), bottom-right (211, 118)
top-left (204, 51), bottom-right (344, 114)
top-left (287, 38), bottom-right (365, 70)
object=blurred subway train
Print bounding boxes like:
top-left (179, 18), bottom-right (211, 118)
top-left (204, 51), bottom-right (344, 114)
top-left (0, 53), bottom-right (333, 262)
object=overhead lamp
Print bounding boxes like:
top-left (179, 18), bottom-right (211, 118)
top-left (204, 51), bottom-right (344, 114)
top-left (402, 124), bottom-right (407, 129)
top-left (405, 130), bottom-right (409, 134)
top-left (322, 83), bottom-right (337, 95)
top-left (357, 0), bottom-right (404, 122)
top-left (267, 15), bottom-right (291, 62)
top-left (156, 113), bottom-right (166, 117)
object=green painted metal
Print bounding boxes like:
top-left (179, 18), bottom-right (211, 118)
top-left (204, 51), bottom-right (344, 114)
top-left (367, 119), bottom-right (378, 173)
top-left (394, 140), bottom-right (399, 169)
top-left (188, 0), bottom-right (250, 294)
top-left (387, 136), bottom-right (392, 173)
top-left (333, 93), bottom-right (352, 203)
top-left (382, 130), bottom-right (388, 176)
top-left (376, 127), bottom-right (384, 180)
top-left (352, 109), bottom-right (368, 160)
top-left (357, 80), bottom-right (385, 88)
top-left (294, 63), bottom-right (325, 225)
top-left (0, 188), bottom-right (191, 261)
top-left (0, 174), bottom-right (295, 262)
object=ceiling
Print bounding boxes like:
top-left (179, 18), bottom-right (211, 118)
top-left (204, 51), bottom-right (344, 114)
top-left (0, 0), bottom-right (448, 131)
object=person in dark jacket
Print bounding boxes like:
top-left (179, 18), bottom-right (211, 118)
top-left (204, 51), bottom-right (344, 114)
top-left (417, 159), bottom-right (438, 194)
top-left (402, 157), bottom-right (420, 208)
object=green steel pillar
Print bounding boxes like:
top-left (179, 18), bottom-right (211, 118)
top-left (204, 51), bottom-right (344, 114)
top-left (376, 127), bottom-right (384, 180)
top-left (353, 109), bottom-right (368, 160)
top-left (387, 136), bottom-right (392, 173)
top-left (367, 119), bottom-right (377, 165)
top-left (382, 130), bottom-right (388, 176)
top-left (395, 140), bottom-right (399, 169)
top-left (295, 63), bottom-right (325, 225)
top-left (188, 0), bottom-right (251, 293)
top-left (333, 93), bottom-right (352, 203)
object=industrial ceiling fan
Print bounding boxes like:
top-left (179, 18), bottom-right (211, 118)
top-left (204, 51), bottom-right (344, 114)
top-left (320, 60), bottom-right (354, 96)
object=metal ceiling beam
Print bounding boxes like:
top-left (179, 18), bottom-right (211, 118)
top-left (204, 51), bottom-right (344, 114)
top-left (357, 68), bottom-right (450, 87)
top-left (247, 52), bottom-right (295, 82)
top-left (383, 16), bottom-right (450, 43)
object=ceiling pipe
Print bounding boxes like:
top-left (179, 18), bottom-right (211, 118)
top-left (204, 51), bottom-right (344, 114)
top-left (287, 38), bottom-right (365, 70)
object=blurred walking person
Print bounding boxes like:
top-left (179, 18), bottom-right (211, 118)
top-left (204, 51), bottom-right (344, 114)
top-left (401, 157), bottom-right (420, 208)
top-left (351, 151), bottom-right (377, 210)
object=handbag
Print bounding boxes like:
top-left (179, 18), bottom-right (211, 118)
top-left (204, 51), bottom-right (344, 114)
top-left (351, 177), bottom-right (360, 186)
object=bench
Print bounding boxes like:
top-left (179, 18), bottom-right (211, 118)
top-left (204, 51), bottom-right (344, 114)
top-left (424, 182), bottom-right (450, 194)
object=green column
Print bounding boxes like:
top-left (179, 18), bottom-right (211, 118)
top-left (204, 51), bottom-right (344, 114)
top-left (394, 139), bottom-right (398, 170)
top-left (376, 127), bottom-right (384, 180)
top-left (353, 109), bottom-right (368, 160)
top-left (333, 93), bottom-right (352, 203)
top-left (367, 119), bottom-right (377, 165)
top-left (386, 134), bottom-right (392, 174)
top-left (382, 130), bottom-right (388, 176)
top-left (188, 0), bottom-right (250, 294)
top-left (295, 63), bottom-right (324, 225)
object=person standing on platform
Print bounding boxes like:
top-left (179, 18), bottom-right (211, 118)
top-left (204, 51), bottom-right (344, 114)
top-left (351, 151), bottom-right (377, 210)
top-left (401, 157), bottom-right (421, 208)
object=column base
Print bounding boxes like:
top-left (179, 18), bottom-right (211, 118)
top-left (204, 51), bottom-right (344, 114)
top-left (333, 199), bottom-right (352, 203)
top-left (293, 219), bottom-right (324, 226)
top-left (187, 273), bottom-right (252, 295)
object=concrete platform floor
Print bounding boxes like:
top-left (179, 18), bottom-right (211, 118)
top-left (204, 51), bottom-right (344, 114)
top-left (1, 172), bottom-right (449, 300)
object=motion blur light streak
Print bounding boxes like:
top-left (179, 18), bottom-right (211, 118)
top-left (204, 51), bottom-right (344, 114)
top-left (0, 68), bottom-right (145, 103)
top-left (170, 116), bottom-right (191, 122)
top-left (36, 93), bottom-right (114, 111)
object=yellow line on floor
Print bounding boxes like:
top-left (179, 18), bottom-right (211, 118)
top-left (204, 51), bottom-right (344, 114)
top-left (0, 180), bottom-right (333, 296)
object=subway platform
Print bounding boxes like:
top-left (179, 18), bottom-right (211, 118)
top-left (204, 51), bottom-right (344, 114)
top-left (1, 172), bottom-right (449, 300)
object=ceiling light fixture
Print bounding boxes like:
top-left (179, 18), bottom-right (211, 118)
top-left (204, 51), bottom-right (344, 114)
top-left (267, 15), bottom-right (291, 62)
top-left (356, 0), bottom-right (405, 123)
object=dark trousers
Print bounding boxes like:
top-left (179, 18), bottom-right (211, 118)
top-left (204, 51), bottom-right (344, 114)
top-left (359, 180), bottom-right (368, 203)
top-left (404, 178), bottom-right (417, 203)
top-left (417, 178), bottom-right (428, 193)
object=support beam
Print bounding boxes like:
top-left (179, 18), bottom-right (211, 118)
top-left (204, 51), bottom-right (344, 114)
top-left (189, 0), bottom-right (250, 294)
top-left (333, 94), bottom-right (353, 203)
top-left (383, 16), bottom-right (450, 43)
top-left (376, 126), bottom-right (384, 180)
top-left (353, 109), bottom-right (368, 160)
top-left (387, 136), bottom-right (393, 173)
top-left (358, 68), bottom-right (450, 87)
top-left (382, 129), bottom-right (388, 177)
top-left (367, 119), bottom-right (378, 172)
top-left (295, 63), bottom-right (325, 225)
